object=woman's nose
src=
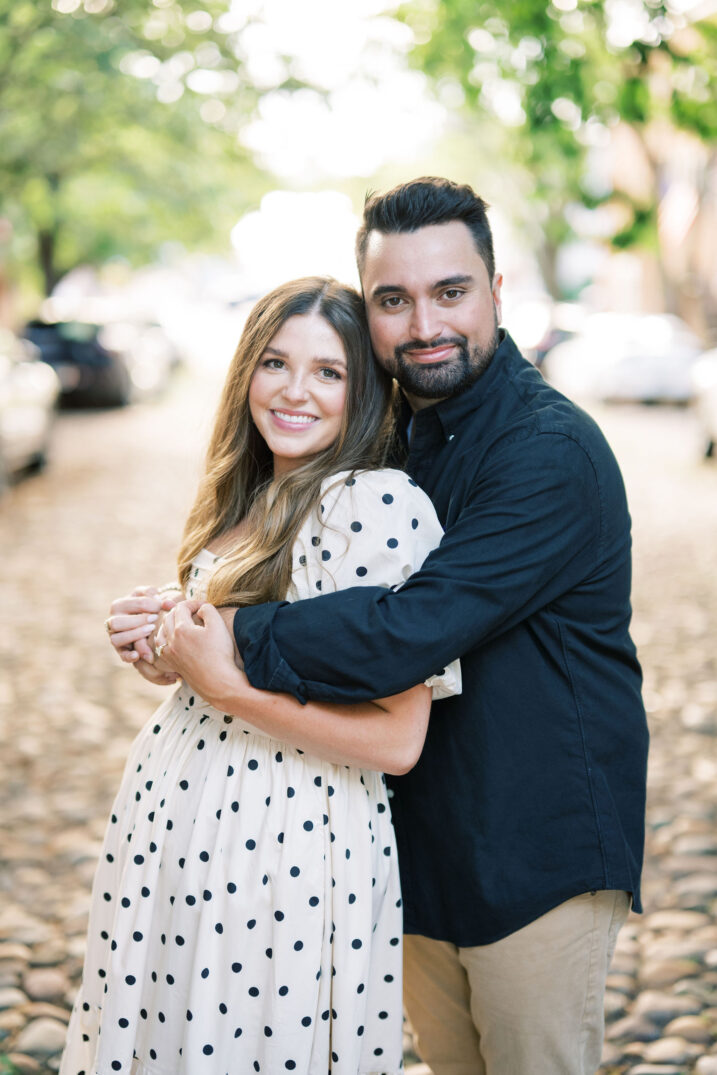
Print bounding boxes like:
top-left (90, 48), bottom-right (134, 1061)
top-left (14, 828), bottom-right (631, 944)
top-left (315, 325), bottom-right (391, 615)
top-left (281, 372), bottom-right (310, 401)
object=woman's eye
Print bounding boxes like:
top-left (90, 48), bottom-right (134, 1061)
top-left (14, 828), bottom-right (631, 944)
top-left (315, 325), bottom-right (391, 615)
top-left (262, 358), bottom-right (284, 369)
top-left (318, 367), bottom-right (342, 380)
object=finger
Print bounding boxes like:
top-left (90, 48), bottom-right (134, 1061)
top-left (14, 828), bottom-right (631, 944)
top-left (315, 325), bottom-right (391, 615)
top-left (134, 637), bottom-right (156, 662)
top-left (172, 602), bottom-right (195, 626)
top-left (110, 596), bottom-right (162, 617)
top-left (132, 586), bottom-right (159, 597)
top-left (117, 645), bottom-right (141, 664)
top-left (197, 603), bottom-right (220, 626)
top-left (108, 613), bottom-right (158, 634)
top-left (162, 607), bottom-right (177, 639)
top-left (109, 624), bottom-right (157, 649)
top-left (135, 658), bottom-right (179, 685)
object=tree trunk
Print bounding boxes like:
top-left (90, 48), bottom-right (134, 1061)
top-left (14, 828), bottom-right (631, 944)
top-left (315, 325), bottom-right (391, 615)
top-left (37, 227), bottom-right (60, 297)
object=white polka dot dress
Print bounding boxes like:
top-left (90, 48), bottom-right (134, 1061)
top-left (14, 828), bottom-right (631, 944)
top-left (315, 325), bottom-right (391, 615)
top-left (60, 469), bottom-right (460, 1075)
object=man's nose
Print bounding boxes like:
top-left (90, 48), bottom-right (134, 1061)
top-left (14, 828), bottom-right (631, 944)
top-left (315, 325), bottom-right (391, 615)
top-left (409, 299), bottom-right (442, 343)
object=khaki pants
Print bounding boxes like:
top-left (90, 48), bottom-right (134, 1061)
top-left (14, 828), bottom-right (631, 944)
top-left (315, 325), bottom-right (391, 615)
top-left (403, 890), bottom-right (630, 1075)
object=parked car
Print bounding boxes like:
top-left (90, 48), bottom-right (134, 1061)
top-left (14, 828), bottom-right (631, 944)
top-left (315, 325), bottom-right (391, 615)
top-left (690, 349), bottom-right (717, 459)
top-left (540, 313), bottom-right (704, 404)
top-left (0, 329), bottom-right (60, 490)
top-left (22, 319), bottom-right (178, 407)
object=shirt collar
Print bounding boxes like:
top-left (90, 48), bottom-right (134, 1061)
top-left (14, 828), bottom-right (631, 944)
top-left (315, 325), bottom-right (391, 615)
top-left (401, 329), bottom-right (522, 444)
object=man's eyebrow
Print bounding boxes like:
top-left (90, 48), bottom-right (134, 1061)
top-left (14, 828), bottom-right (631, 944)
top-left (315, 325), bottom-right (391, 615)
top-left (435, 274), bottom-right (475, 288)
top-left (371, 274), bottom-right (475, 299)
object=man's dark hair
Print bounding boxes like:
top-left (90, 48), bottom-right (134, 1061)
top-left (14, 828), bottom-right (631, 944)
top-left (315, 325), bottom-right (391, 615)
top-left (355, 177), bottom-right (495, 281)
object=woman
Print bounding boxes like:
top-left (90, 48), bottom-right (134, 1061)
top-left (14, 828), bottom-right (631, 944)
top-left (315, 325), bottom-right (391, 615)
top-left (61, 277), bottom-right (459, 1075)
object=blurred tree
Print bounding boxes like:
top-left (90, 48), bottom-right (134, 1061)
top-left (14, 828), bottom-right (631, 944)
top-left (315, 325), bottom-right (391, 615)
top-left (400, 0), bottom-right (717, 325)
top-left (0, 0), bottom-right (273, 296)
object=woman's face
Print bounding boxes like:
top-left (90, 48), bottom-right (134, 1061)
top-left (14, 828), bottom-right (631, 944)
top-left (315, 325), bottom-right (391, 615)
top-left (249, 312), bottom-right (348, 476)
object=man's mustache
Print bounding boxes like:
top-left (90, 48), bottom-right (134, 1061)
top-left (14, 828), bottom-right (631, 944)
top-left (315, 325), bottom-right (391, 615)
top-left (395, 335), bottom-right (467, 359)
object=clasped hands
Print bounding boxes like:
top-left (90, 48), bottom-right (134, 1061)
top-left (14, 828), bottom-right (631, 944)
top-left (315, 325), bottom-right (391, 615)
top-left (105, 586), bottom-right (240, 702)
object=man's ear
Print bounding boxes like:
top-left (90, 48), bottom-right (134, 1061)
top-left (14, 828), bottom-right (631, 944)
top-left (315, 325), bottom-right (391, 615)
top-left (492, 273), bottom-right (503, 324)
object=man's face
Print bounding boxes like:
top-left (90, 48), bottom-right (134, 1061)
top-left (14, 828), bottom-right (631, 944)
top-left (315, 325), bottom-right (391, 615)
top-left (361, 220), bottom-right (503, 410)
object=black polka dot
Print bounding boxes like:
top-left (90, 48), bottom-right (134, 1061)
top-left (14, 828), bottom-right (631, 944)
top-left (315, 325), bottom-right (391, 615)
top-left (356, 566), bottom-right (367, 576)
top-left (203, 1044), bottom-right (213, 1055)
top-left (248, 759), bottom-right (258, 771)
top-left (387, 537), bottom-right (398, 548)
top-left (350, 521), bottom-right (362, 532)
top-left (412, 517), bottom-right (419, 529)
top-left (382, 493), bottom-right (394, 504)
top-left (321, 550), bottom-right (331, 561)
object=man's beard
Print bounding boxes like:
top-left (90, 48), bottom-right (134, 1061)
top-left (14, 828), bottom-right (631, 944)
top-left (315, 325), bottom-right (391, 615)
top-left (390, 320), bottom-right (500, 400)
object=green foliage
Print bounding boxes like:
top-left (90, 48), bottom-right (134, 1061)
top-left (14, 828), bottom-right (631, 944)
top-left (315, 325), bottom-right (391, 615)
top-left (0, 0), bottom-right (272, 295)
top-left (398, 0), bottom-right (717, 276)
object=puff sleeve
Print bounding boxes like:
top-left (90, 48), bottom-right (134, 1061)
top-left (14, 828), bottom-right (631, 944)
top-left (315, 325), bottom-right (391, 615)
top-left (289, 469), bottom-right (461, 700)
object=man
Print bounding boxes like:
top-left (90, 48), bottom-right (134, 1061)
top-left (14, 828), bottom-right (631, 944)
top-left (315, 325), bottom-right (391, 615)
top-left (117, 178), bottom-right (648, 1074)
top-left (228, 179), bottom-right (648, 1075)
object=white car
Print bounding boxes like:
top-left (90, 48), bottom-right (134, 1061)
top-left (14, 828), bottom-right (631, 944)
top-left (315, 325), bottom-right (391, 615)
top-left (0, 329), bottom-right (60, 491)
top-left (541, 313), bottom-right (704, 404)
top-left (690, 349), bottom-right (717, 458)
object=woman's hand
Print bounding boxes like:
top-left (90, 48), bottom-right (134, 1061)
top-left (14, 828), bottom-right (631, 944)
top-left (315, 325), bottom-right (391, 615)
top-left (154, 601), bottom-right (240, 704)
top-left (106, 586), bottom-right (180, 665)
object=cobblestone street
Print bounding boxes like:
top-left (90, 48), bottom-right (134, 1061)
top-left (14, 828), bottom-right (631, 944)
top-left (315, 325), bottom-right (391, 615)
top-left (1, 375), bottom-right (716, 1074)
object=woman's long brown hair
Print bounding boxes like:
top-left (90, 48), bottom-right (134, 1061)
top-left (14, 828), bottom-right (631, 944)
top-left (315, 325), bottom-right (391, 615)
top-left (177, 277), bottom-right (396, 608)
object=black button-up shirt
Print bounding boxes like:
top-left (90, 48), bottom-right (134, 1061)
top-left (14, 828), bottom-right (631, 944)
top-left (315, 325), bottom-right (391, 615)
top-left (233, 331), bottom-right (649, 945)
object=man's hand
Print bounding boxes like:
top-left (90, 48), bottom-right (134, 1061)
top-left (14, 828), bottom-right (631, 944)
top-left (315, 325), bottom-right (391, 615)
top-left (107, 586), bottom-right (180, 664)
top-left (154, 601), bottom-right (240, 703)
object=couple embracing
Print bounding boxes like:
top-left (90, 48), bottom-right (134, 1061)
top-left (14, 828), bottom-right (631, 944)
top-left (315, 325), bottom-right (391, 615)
top-left (61, 177), bottom-right (648, 1075)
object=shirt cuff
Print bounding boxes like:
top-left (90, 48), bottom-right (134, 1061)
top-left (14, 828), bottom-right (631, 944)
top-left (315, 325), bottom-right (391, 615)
top-left (233, 602), bottom-right (308, 703)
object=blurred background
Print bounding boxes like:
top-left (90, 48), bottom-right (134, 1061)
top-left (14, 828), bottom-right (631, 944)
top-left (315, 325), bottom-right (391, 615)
top-left (1, 2), bottom-right (717, 1073)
